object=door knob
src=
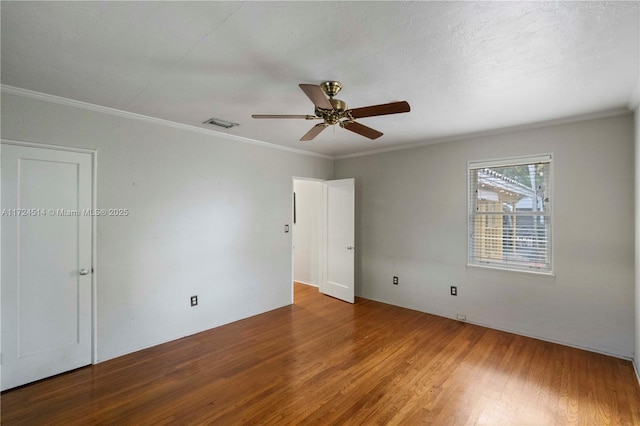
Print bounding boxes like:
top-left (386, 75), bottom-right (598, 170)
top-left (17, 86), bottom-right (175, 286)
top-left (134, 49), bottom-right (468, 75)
top-left (79, 269), bottom-right (89, 276)
top-left (347, 245), bottom-right (355, 250)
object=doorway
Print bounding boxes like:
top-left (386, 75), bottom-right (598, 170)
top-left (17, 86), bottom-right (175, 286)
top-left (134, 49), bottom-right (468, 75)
top-left (292, 178), bottom-right (323, 301)
top-left (291, 177), bottom-right (355, 304)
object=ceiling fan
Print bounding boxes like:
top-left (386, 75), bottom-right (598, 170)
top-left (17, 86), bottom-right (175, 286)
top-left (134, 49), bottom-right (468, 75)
top-left (252, 81), bottom-right (410, 141)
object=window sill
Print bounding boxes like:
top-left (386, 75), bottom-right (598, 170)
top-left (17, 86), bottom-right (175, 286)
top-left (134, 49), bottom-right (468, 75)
top-left (466, 263), bottom-right (556, 277)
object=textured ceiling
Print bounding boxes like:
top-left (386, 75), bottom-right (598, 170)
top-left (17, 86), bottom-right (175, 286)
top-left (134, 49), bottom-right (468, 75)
top-left (2, 1), bottom-right (639, 157)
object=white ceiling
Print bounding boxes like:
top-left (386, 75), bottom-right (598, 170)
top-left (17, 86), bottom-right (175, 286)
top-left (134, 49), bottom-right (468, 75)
top-left (2, 1), bottom-right (639, 157)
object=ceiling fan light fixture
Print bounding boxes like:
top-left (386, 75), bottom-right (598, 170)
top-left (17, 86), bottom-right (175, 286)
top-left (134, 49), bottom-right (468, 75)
top-left (204, 117), bottom-right (239, 129)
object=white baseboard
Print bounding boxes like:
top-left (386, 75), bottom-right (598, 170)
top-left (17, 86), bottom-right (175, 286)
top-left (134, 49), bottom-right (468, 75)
top-left (634, 359), bottom-right (640, 387)
top-left (294, 280), bottom-right (318, 287)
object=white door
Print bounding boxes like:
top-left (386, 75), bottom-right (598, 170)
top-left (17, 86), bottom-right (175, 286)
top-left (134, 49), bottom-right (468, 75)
top-left (321, 178), bottom-right (355, 303)
top-left (1, 143), bottom-right (93, 391)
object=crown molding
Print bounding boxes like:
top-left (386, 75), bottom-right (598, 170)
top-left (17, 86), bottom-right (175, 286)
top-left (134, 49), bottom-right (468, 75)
top-left (0, 85), bottom-right (333, 160)
top-left (336, 107), bottom-right (632, 160)
top-left (4, 84), bottom-right (632, 162)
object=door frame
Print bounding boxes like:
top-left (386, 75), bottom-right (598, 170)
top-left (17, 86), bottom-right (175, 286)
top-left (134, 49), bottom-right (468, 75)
top-left (291, 177), bottom-right (325, 303)
top-left (1, 139), bottom-right (98, 364)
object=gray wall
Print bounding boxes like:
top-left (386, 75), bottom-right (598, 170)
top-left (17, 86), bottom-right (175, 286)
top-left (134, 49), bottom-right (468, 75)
top-left (335, 114), bottom-right (635, 358)
top-left (1, 93), bottom-right (333, 361)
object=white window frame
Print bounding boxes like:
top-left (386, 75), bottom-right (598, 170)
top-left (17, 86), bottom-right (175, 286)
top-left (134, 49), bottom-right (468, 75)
top-left (467, 154), bottom-right (554, 275)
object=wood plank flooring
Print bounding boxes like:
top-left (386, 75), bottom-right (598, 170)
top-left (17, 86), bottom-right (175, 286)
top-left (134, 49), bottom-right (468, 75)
top-left (3, 282), bottom-right (640, 425)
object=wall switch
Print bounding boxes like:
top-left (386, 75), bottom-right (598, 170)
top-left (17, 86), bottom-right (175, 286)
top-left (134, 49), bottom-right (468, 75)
top-left (456, 314), bottom-right (466, 321)
top-left (190, 295), bottom-right (198, 306)
top-left (393, 276), bottom-right (399, 285)
top-left (450, 286), bottom-right (457, 296)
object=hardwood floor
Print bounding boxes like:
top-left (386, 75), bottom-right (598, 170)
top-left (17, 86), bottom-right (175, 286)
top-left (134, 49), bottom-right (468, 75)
top-left (3, 282), bottom-right (640, 425)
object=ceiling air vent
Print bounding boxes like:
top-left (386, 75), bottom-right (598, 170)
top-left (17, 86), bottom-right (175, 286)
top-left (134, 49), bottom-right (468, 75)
top-left (204, 117), bottom-right (239, 129)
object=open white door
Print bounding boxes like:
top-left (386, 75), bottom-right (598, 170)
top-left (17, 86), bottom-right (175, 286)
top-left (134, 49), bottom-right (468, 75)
top-left (1, 144), bottom-right (93, 390)
top-left (321, 178), bottom-right (355, 303)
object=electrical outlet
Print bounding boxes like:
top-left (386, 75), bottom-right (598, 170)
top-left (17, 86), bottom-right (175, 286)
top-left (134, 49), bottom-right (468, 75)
top-left (450, 286), bottom-right (457, 296)
top-left (456, 314), bottom-right (466, 321)
top-left (190, 295), bottom-right (198, 306)
top-left (393, 276), bottom-right (399, 285)
top-left (284, 224), bottom-right (289, 233)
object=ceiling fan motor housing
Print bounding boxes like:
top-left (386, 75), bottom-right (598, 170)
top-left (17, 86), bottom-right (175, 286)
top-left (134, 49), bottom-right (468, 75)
top-left (318, 81), bottom-right (348, 124)
top-left (329, 98), bottom-right (347, 112)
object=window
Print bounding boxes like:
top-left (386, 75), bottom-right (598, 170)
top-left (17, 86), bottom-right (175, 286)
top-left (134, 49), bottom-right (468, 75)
top-left (468, 154), bottom-right (552, 273)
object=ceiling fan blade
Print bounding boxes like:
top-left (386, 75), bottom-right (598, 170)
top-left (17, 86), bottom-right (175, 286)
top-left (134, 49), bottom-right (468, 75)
top-left (300, 123), bottom-right (328, 141)
top-left (342, 121), bottom-right (383, 140)
top-left (252, 114), bottom-right (315, 119)
top-left (299, 84), bottom-right (333, 110)
top-left (349, 101), bottom-right (410, 119)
